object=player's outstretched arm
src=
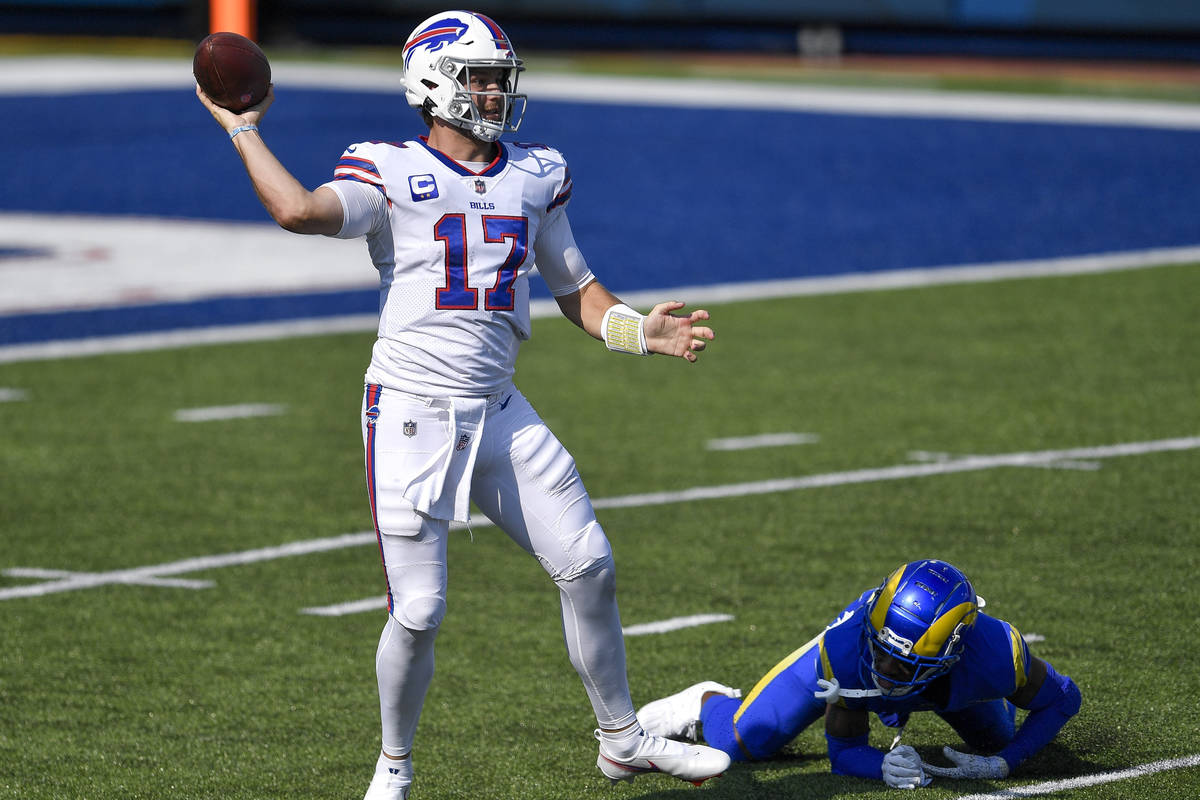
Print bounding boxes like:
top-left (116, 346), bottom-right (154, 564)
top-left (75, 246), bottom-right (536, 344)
top-left (924, 657), bottom-right (1081, 781)
top-left (196, 85), bottom-right (342, 235)
top-left (556, 280), bottom-right (714, 362)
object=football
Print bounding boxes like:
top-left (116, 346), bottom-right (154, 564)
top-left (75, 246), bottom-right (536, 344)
top-left (193, 31), bottom-right (271, 113)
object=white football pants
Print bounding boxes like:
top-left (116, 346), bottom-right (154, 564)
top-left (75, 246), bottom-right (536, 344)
top-left (363, 383), bottom-right (637, 756)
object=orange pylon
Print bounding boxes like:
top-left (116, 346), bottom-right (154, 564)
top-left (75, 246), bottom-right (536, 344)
top-left (210, 0), bottom-right (257, 39)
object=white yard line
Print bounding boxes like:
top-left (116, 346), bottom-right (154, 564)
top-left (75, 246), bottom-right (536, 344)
top-left (0, 387), bottom-right (28, 401)
top-left (300, 596), bottom-right (388, 617)
top-left (0, 531), bottom-right (378, 601)
top-left (951, 754), bottom-right (1200, 800)
top-left (2, 567), bottom-right (213, 590)
top-left (173, 403), bottom-right (287, 422)
top-left (907, 450), bottom-right (1101, 471)
top-left (622, 614), bottom-right (735, 637)
top-left (707, 433), bottom-right (820, 451)
top-left (301, 597), bottom-right (735, 637)
top-left (2, 435), bottom-right (1197, 604)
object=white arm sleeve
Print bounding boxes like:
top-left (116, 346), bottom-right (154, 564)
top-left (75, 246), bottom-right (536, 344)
top-left (319, 179), bottom-right (387, 239)
top-left (534, 209), bottom-right (595, 297)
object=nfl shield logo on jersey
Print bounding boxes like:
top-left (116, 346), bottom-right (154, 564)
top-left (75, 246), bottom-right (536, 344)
top-left (403, 420), bottom-right (417, 437)
top-left (474, 179), bottom-right (486, 194)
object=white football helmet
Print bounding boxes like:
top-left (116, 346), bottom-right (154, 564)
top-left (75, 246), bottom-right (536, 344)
top-left (400, 10), bottom-right (527, 142)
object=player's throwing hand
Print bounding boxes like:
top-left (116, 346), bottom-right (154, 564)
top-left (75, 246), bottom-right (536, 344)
top-left (196, 83), bottom-right (274, 133)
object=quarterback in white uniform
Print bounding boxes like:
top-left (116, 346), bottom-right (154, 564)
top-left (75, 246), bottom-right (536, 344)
top-left (197, 9), bottom-right (726, 800)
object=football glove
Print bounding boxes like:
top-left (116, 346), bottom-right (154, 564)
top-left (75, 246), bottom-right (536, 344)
top-left (881, 745), bottom-right (931, 789)
top-left (922, 746), bottom-right (1010, 779)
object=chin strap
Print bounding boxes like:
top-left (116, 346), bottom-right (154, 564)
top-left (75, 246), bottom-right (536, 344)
top-left (815, 677), bottom-right (883, 703)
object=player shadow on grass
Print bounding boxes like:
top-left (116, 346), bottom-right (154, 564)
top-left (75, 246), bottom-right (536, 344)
top-left (610, 742), bottom-right (1105, 799)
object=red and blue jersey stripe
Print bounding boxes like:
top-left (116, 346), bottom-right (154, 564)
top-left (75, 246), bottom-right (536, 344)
top-left (363, 383), bottom-right (394, 615)
top-left (546, 167), bottom-right (573, 212)
top-left (334, 155), bottom-right (383, 186)
top-left (334, 154), bottom-right (386, 198)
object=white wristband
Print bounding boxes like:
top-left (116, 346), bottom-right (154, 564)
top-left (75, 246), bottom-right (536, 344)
top-left (229, 124), bottom-right (259, 140)
top-left (600, 303), bottom-right (648, 356)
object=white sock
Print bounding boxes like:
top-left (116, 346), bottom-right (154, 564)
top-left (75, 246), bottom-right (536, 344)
top-left (599, 714), bottom-right (645, 759)
top-left (365, 751), bottom-right (412, 798)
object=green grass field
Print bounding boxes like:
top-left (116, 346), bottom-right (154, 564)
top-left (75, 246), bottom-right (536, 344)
top-left (2, 262), bottom-right (1199, 799)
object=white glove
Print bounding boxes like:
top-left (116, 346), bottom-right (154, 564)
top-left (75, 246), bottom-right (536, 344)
top-left (922, 746), bottom-right (1010, 779)
top-left (881, 745), bottom-right (931, 789)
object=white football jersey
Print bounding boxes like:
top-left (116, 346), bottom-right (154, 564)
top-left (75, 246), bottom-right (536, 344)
top-left (322, 137), bottom-right (594, 396)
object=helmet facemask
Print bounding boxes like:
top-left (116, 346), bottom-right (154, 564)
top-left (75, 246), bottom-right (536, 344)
top-left (429, 58), bottom-right (526, 143)
top-left (862, 624), bottom-right (963, 697)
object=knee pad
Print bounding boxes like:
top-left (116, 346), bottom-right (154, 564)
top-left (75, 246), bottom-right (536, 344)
top-left (548, 521), bottom-right (614, 582)
top-left (391, 592), bottom-right (446, 632)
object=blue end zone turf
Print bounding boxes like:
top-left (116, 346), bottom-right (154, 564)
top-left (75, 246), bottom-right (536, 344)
top-left (3, 86), bottom-right (1200, 344)
top-left (0, 289), bottom-right (377, 346)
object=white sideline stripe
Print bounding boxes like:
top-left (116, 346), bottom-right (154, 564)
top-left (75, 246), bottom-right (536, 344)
top-left (951, 754), bottom-right (1200, 800)
top-left (707, 433), bottom-right (820, 451)
top-left (0, 387), bottom-right (28, 401)
top-left (173, 403), bottom-right (287, 422)
top-left (592, 436), bottom-right (1200, 511)
top-left (0, 315), bottom-right (380, 364)
top-left (622, 614), bottom-right (735, 637)
top-left (300, 598), bottom-right (734, 634)
top-left (4, 244), bottom-right (1199, 365)
top-left (7, 57), bottom-right (1200, 130)
top-left (908, 450), bottom-right (1101, 471)
top-left (2, 436), bottom-right (1198, 603)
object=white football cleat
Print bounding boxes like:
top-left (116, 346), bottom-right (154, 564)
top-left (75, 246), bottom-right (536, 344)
top-left (596, 730), bottom-right (732, 786)
top-left (363, 752), bottom-right (411, 800)
top-left (637, 681), bottom-right (742, 741)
